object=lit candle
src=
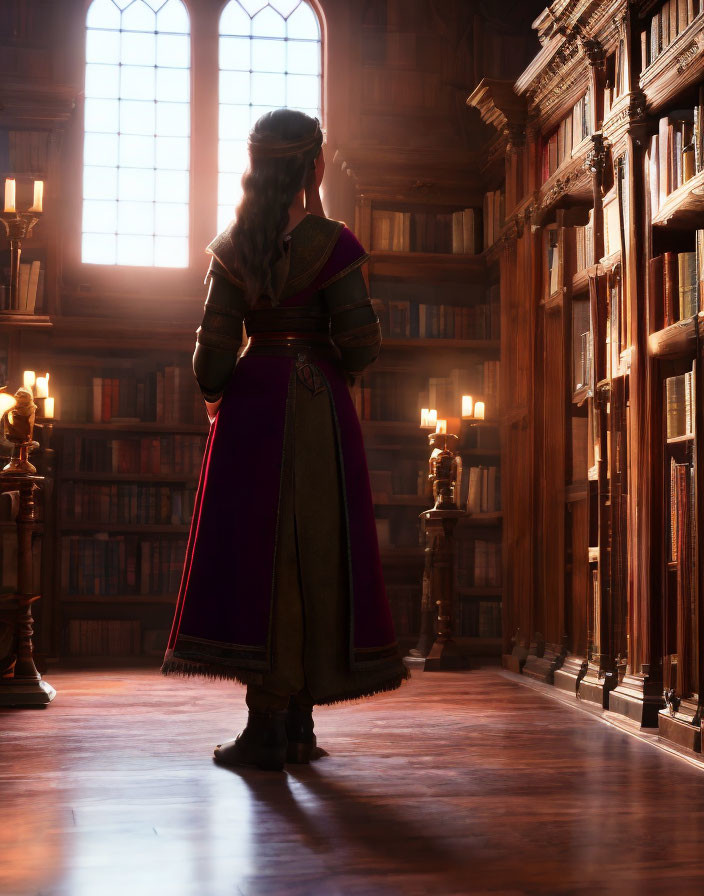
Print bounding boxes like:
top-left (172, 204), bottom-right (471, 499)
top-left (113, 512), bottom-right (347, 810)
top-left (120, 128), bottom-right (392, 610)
top-left (35, 375), bottom-right (49, 398)
top-left (428, 409), bottom-right (437, 429)
top-left (23, 370), bottom-right (36, 390)
top-left (30, 180), bottom-right (44, 213)
top-left (435, 419), bottom-right (447, 434)
top-left (4, 178), bottom-right (15, 213)
top-left (420, 408), bottom-right (429, 428)
top-left (461, 395), bottom-right (474, 418)
top-left (44, 396), bottom-right (54, 418)
top-left (474, 401), bottom-right (485, 420)
top-left (0, 392), bottom-right (17, 415)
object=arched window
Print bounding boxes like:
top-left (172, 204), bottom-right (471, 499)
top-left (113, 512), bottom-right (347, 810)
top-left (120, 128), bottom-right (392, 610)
top-left (218, 0), bottom-right (322, 233)
top-left (82, 0), bottom-right (190, 267)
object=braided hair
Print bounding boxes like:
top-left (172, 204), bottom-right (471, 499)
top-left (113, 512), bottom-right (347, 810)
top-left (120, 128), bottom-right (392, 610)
top-left (229, 109), bottom-right (323, 307)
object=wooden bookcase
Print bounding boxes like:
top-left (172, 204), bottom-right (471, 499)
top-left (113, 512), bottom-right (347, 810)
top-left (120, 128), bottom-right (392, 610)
top-left (341, 176), bottom-right (503, 656)
top-left (469, 0), bottom-right (704, 749)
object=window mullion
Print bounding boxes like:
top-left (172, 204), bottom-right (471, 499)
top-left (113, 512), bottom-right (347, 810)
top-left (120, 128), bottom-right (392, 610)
top-left (190, 0), bottom-right (220, 272)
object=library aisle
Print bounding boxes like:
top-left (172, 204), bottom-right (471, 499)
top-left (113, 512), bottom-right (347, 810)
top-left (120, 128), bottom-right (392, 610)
top-left (3, 665), bottom-right (704, 896)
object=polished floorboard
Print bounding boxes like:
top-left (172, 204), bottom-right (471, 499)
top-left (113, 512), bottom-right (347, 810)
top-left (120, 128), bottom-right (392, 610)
top-left (2, 665), bottom-right (704, 896)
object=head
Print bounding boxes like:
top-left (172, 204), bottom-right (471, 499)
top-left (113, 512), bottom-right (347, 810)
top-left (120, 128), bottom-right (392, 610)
top-left (230, 109), bottom-right (323, 307)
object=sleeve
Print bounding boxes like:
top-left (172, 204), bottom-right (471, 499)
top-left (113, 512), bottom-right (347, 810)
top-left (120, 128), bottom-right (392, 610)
top-left (323, 265), bottom-right (381, 383)
top-left (192, 257), bottom-right (248, 402)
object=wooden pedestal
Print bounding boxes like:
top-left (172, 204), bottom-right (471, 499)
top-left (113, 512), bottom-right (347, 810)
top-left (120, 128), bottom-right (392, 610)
top-left (577, 664), bottom-right (618, 709)
top-left (523, 644), bottom-right (563, 684)
top-left (608, 673), bottom-right (663, 728)
top-left (554, 655), bottom-right (588, 696)
top-left (418, 507), bottom-right (468, 672)
top-left (658, 708), bottom-right (702, 753)
top-left (0, 471), bottom-right (55, 707)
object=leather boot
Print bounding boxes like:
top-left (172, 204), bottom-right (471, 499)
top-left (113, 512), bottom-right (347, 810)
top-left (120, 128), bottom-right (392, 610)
top-left (285, 700), bottom-right (327, 763)
top-left (214, 709), bottom-right (287, 771)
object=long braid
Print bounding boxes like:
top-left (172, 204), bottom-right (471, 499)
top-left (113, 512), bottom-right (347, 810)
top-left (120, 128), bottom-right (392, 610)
top-left (229, 110), bottom-right (322, 307)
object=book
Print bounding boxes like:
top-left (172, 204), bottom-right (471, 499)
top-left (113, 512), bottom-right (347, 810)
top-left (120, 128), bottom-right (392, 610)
top-left (677, 252), bottom-right (697, 319)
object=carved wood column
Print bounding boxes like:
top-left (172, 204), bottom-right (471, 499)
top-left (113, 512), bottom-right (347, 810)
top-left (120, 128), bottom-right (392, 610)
top-left (604, 74), bottom-right (663, 725)
top-left (499, 221), bottom-right (535, 672)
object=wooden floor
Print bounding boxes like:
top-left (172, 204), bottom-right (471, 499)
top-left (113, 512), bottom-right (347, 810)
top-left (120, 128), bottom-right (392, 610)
top-left (3, 666), bottom-right (704, 896)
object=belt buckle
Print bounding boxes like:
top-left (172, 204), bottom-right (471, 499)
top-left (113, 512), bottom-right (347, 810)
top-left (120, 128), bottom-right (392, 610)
top-left (295, 351), bottom-right (326, 396)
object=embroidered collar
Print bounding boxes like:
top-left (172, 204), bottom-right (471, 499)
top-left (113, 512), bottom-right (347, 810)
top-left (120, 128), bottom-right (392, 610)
top-left (206, 214), bottom-right (345, 301)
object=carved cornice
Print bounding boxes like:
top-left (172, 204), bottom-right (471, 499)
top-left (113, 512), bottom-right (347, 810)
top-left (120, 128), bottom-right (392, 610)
top-left (525, 38), bottom-right (583, 111)
top-left (676, 38), bottom-right (700, 74)
top-left (539, 167), bottom-right (589, 210)
top-left (639, 14), bottom-right (704, 113)
top-left (332, 144), bottom-right (482, 202)
top-left (579, 36), bottom-right (605, 67)
top-left (517, 0), bottom-right (628, 119)
top-left (466, 79), bottom-right (527, 148)
top-left (602, 90), bottom-right (648, 148)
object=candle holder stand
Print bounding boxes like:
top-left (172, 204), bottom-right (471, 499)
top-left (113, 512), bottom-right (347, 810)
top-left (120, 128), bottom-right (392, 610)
top-left (419, 507), bottom-right (467, 671)
top-left (406, 431), bottom-right (467, 669)
top-left (1, 210), bottom-right (41, 312)
top-left (0, 470), bottom-right (55, 706)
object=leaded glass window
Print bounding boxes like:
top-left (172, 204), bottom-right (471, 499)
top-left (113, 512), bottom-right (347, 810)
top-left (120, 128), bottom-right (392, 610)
top-left (218, 0), bottom-right (322, 232)
top-left (82, 0), bottom-right (190, 267)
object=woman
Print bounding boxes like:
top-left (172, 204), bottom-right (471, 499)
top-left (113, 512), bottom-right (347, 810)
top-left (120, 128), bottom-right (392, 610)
top-left (161, 109), bottom-right (408, 771)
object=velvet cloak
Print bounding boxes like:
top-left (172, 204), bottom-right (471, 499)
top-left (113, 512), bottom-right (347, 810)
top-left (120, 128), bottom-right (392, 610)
top-left (162, 217), bottom-right (407, 703)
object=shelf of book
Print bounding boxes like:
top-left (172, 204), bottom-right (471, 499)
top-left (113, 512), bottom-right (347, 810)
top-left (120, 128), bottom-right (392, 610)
top-left (638, 8), bottom-right (704, 744)
top-left (58, 472), bottom-right (198, 483)
top-left (62, 594), bottom-right (177, 604)
top-left (651, 168), bottom-right (704, 229)
top-left (360, 220), bottom-right (502, 648)
top-left (639, 5), bottom-right (704, 113)
top-left (649, 315), bottom-right (703, 362)
top-left (55, 422), bottom-right (208, 434)
top-left (0, 311), bottom-right (52, 329)
top-left (59, 523), bottom-right (191, 534)
top-left (42, 350), bottom-right (210, 659)
top-left (368, 250), bottom-right (486, 281)
top-left (382, 337), bottom-right (500, 352)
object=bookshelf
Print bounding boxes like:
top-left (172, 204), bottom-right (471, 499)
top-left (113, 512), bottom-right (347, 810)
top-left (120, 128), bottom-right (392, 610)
top-left (467, 2), bottom-right (651, 719)
top-left (47, 347), bottom-right (209, 659)
top-left (342, 183), bottom-right (503, 654)
top-left (0, 24), bottom-right (73, 664)
top-left (1, 0), bottom-right (547, 668)
top-left (640, 0), bottom-right (704, 751)
top-left (465, 0), bottom-right (704, 748)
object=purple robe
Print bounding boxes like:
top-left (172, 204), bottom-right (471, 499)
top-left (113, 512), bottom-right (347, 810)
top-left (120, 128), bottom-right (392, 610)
top-left (162, 221), bottom-right (407, 702)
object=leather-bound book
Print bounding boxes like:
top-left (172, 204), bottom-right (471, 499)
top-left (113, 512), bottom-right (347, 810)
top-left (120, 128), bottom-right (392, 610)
top-left (662, 250), bottom-right (678, 326)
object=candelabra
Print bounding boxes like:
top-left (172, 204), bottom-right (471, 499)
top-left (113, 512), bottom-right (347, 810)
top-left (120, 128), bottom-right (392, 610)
top-left (427, 431), bottom-right (462, 510)
top-left (1, 177), bottom-right (43, 312)
top-left (1, 386), bottom-right (38, 473)
top-left (407, 429), bottom-right (467, 669)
